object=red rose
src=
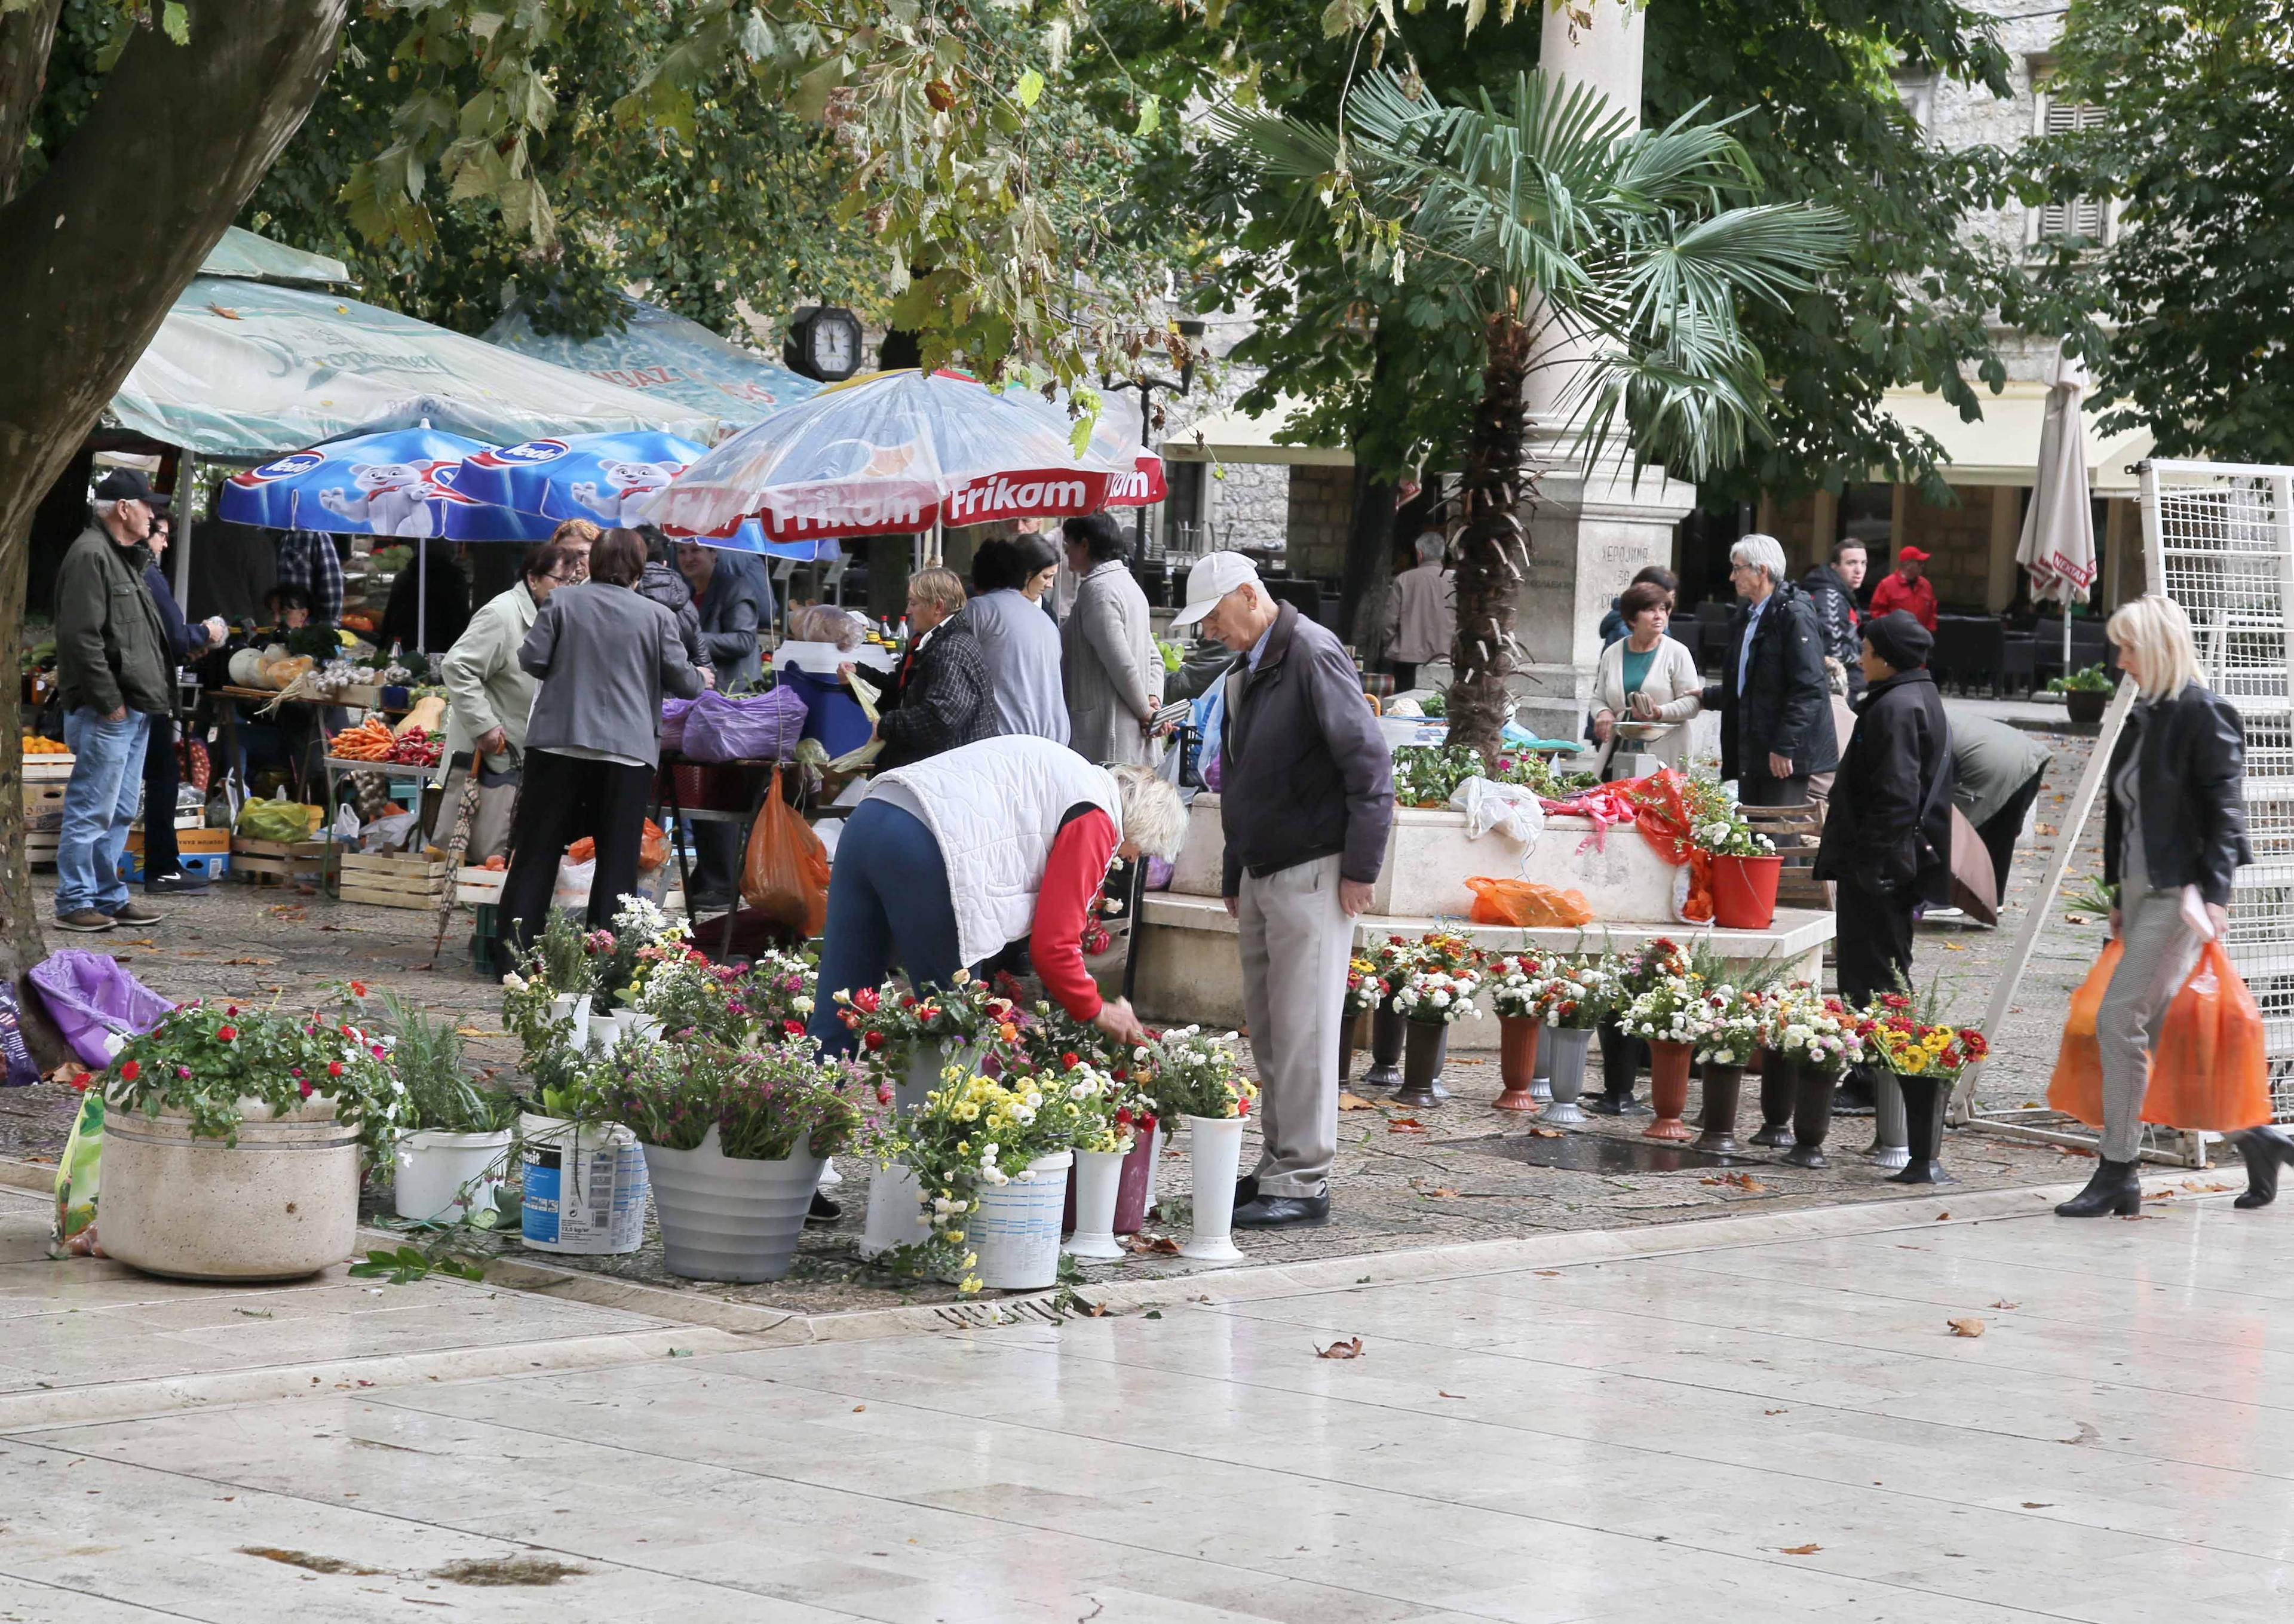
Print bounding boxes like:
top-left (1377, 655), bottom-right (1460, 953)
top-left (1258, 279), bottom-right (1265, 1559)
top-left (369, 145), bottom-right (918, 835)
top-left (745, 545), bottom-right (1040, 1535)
top-left (783, 1020), bottom-right (805, 1036)
top-left (216, 1025), bottom-right (237, 1043)
top-left (328, 1061), bottom-right (345, 1077)
top-left (118, 1060), bottom-right (140, 1082)
top-left (349, 980), bottom-right (368, 997)
top-left (863, 1031), bottom-right (886, 1051)
top-left (1062, 1052), bottom-right (1080, 1068)
top-left (854, 987), bottom-right (881, 1013)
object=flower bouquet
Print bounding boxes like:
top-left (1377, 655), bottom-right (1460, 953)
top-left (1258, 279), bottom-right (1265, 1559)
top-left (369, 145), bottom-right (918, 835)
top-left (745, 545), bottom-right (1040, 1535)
top-left (1148, 1027), bottom-right (1258, 1260)
top-left (1393, 966), bottom-right (1483, 1026)
top-left (1344, 955), bottom-right (1390, 1017)
top-left (1685, 981), bottom-right (1771, 1151)
top-left (1618, 957), bottom-right (1706, 1141)
top-left (1857, 990), bottom-right (1989, 1183)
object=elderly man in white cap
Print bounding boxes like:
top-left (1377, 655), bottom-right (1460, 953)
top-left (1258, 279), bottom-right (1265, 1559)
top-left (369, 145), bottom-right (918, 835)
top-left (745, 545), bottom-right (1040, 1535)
top-left (1169, 552), bottom-right (1393, 1228)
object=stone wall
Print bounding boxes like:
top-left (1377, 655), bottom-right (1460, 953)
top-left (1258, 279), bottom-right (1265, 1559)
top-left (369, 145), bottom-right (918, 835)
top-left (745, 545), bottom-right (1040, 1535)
top-left (1284, 465), bottom-right (1354, 578)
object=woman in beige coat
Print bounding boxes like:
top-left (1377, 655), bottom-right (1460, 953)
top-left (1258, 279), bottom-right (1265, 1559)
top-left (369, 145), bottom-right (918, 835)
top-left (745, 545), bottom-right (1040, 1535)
top-left (1590, 579), bottom-right (1703, 775)
top-left (1060, 512), bottom-right (1162, 766)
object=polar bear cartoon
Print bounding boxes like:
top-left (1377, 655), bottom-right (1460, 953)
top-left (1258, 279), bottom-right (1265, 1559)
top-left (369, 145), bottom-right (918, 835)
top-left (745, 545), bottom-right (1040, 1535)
top-left (317, 463), bottom-right (440, 536)
top-left (569, 459), bottom-right (682, 524)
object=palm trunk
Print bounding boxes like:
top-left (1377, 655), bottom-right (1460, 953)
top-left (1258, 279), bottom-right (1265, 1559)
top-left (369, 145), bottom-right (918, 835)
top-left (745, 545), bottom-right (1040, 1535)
top-left (1444, 312), bottom-right (1534, 760)
top-left (0, 2), bottom-right (346, 1014)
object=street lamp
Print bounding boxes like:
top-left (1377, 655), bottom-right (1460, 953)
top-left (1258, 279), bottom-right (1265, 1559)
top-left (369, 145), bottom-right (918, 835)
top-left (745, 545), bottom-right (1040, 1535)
top-left (1105, 318), bottom-right (1206, 557)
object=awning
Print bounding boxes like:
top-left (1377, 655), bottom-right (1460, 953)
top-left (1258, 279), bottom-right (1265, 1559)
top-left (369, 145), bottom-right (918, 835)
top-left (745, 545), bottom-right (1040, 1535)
top-left (110, 277), bottom-right (721, 461)
top-left (483, 296), bottom-right (820, 431)
top-left (1161, 395), bottom-right (1352, 466)
top-left (198, 226), bottom-right (352, 288)
top-left (1881, 383), bottom-right (2152, 495)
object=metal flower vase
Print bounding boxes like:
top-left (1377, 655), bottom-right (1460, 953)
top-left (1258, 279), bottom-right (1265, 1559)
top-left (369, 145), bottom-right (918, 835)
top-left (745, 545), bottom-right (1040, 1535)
top-left (1695, 1062), bottom-right (1744, 1155)
top-left (1783, 1064), bottom-right (1839, 1168)
top-left (1364, 996), bottom-right (1406, 1092)
top-left (1750, 1050), bottom-right (1798, 1149)
top-left (1866, 1069), bottom-right (1910, 1171)
top-left (1542, 1027), bottom-right (1593, 1126)
top-left (1890, 1073), bottom-right (1954, 1184)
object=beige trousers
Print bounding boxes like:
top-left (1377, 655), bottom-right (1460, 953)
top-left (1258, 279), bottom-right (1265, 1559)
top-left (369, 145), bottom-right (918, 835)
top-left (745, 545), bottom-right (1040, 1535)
top-left (2097, 886), bottom-right (2206, 1161)
top-left (1237, 853), bottom-right (1353, 1199)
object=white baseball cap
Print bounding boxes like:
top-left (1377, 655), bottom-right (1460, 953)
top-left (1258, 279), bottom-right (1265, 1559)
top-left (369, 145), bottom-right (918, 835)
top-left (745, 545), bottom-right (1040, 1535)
top-left (1166, 551), bottom-right (1261, 629)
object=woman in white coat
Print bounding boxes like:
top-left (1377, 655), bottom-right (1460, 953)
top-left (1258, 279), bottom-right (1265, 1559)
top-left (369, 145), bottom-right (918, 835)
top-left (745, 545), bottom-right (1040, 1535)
top-left (1590, 579), bottom-right (1703, 775)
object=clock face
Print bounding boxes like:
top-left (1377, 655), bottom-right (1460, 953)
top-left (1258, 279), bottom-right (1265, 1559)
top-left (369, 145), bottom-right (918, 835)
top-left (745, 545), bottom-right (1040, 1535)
top-left (809, 311), bottom-right (858, 379)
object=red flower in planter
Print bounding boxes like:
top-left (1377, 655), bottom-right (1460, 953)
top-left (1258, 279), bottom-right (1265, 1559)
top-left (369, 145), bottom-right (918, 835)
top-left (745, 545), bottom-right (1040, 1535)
top-left (118, 1060), bottom-right (140, 1082)
top-left (349, 980), bottom-right (369, 998)
top-left (298, 1079), bottom-right (314, 1098)
top-left (328, 1061), bottom-right (345, 1078)
top-left (1235, 1094), bottom-right (1250, 1118)
top-left (1062, 1052), bottom-right (1080, 1069)
top-left (216, 1025), bottom-right (238, 1043)
top-left (783, 1020), bottom-right (806, 1037)
top-left (853, 987), bottom-right (881, 1014)
top-left (863, 1031), bottom-right (886, 1051)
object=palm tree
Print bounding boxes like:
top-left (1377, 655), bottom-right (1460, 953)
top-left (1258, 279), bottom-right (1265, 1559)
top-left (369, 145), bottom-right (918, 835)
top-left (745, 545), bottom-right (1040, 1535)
top-left (1223, 70), bottom-right (1850, 758)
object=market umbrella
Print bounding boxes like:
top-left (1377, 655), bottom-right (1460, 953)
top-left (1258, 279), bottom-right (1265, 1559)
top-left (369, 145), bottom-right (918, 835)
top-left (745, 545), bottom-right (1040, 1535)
top-left (453, 431), bottom-right (834, 561)
top-left (2014, 349), bottom-right (2099, 674)
top-left (482, 296), bottom-right (820, 432)
top-left (632, 368), bottom-right (1164, 545)
top-left (218, 426), bottom-right (544, 650)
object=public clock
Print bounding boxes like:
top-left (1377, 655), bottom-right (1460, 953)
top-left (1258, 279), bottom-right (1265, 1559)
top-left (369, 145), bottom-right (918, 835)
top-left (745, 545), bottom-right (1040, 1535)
top-left (785, 305), bottom-right (864, 382)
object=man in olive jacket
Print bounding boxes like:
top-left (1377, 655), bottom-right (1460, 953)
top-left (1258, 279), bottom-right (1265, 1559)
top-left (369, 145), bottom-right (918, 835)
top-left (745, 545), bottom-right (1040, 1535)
top-left (1175, 552), bottom-right (1393, 1230)
top-left (52, 470), bottom-right (176, 932)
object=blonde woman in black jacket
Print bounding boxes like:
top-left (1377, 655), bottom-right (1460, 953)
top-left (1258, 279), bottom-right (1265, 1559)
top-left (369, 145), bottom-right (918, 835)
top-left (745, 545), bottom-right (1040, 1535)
top-left (2058, 594), bottom-right (2267, 1216)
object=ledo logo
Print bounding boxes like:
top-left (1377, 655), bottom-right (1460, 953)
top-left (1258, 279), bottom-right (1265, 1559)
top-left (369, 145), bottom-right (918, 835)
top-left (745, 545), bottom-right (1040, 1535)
top-left (486, 439), bottom-right (569, 466)
top-left (241, 450), bottom-right (325, 483)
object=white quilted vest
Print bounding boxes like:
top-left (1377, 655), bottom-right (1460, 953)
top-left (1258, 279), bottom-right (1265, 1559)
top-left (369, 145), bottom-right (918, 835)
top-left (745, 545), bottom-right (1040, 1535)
top-left (872, 735), bottom-right (1122, 966)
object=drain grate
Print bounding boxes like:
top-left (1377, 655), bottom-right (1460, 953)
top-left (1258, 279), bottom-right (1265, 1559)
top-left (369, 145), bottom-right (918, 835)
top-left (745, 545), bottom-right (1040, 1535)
top-left (933, 1298), bottom-right (1072, 1330)
top-left (1468, 1132), bottom-right (1763, 1173)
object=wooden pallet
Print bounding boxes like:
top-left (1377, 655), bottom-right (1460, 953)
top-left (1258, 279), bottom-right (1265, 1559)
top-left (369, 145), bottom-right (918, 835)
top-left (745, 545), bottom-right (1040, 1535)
top-left (230, 837), bottom-right (328, 886)
top-left (1741, 802), bottom-right (1831, 910)
top-left (26, 830), bottom-right (59, 870)
top-left (331, 850), bottom-right (453, 910)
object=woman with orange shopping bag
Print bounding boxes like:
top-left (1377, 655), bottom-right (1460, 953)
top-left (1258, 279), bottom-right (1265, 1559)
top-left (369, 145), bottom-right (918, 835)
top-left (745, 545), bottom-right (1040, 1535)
top-left (2055, 594), bottom-right (2276, 1216)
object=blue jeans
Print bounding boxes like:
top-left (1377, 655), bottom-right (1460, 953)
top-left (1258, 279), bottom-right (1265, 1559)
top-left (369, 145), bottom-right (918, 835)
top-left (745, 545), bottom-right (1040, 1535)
top-left (57, 708), bottom-right (152, 917)
top-left (805, 800), bottom-right (964, 1060)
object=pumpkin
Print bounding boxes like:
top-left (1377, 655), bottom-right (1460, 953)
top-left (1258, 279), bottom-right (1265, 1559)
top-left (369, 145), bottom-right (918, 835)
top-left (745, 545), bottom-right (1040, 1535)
top-left (228, 648), bottom-right (268, 687)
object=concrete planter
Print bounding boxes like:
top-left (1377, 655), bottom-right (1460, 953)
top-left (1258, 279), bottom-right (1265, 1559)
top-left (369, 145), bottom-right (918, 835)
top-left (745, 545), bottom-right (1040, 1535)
top-left (102, 1097), bottom-right (361, 1282)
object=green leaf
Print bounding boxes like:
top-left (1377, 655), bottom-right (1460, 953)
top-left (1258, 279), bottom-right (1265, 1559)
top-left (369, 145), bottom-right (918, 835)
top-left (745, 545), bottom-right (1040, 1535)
top-left (160, 2), bottom-right (189, 45)
top-left (1135, 94), bottom-right (1161, 139)
top-left (1016, 68), bottom-right (1044, 109)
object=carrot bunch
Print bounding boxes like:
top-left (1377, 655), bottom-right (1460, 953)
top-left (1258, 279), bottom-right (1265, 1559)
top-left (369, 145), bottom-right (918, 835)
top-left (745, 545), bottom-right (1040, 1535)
top-left (327, 717), bottom-right (397, 760)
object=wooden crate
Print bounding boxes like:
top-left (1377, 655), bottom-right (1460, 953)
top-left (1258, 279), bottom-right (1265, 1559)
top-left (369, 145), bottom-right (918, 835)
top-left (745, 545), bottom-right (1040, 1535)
top-left (455, 865), bottom-right (506, 905)
top-left (26, 830), bottom-right (59, 870)
top-left (22, 778), bottom-right (65, 833)
top-left (230, 837), bottom-right (328, 886)
top-left (20, 756), bottom-right (75, 783)
top-left (331, 849), bottom-right (452, 910)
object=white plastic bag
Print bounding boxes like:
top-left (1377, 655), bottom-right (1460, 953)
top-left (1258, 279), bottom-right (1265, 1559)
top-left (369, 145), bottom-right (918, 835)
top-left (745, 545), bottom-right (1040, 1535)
top-left (361, 811), bottom-right (418, 854)
top-left (1449, 775), bottom-right (1545, 845)
top-left (553, 856), bottom-right (597, 913)
top-left (332, 803), bottom-right (363, 842)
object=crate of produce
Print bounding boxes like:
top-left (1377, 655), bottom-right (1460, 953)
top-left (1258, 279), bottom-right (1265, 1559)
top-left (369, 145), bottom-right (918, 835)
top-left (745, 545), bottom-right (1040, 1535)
top-left (22, 777), bottom-right (66, 832)
top-left (20, 743), bottom-right (74, 783)
top-left (130, 827), bottom-right (229, 856)
top-left (331, 849), bottom-right (453, 910)
top-left (456, 864), bottom-right (507, 905)
top-left (229, 837), bottom-right (328, 886)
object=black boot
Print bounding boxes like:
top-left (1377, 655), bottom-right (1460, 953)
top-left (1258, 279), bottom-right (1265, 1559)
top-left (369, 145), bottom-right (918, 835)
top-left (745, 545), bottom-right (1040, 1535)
top-left (2054, 1157), bottom-right (2142, 1218)
top-left (2235, 1129), bottom-right (2293, 1209)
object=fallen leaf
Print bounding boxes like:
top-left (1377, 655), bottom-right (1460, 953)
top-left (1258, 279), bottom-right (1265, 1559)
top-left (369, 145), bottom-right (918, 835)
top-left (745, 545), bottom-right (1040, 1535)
top-left (852, 1405), bottom-right (866, 1413)
top-left (1123, 1235), bottom-right (1182, 1255)
top-left (1943, 943), bottom-right (1968, 952)
top-left (1422, 1187), bottom-right (1461, 1199)
top-left (1387, 1117), bottom-right (1428, 1134)
top-left (2022, 1502), bottom-right (2054, 1509)
top-left (114, 937), bottom-right (157, 948)
top-left (206, 302), bottom-right (242, 320)
top-left (1935, 1211), bottom-right (1950, 1221)
top-left (2066, 914), bottom-right (2090, 925)
top-left (1764, 1408), bottom-right (1787, 1416)
top-left (455, 1026), bottom-right (494, 1038)
top-left (2120, 1214), bottom-right (2161, 1221)
top-left (1991, 1300), bottom-right (2020, 1310)
top-left (1947, 1316), bottom-right (1985, 1338)
top-left (1437, 1390), bottom-right (1465, 1399)
top-left (2181, 1180), bottom-right (2231, 1193)
top-left (1316, 1337), bottom-right (1364, 1360)
top-left (2063, 1422), bottom-right (2101, 1445)
top-left (1780, 1543), bottom-right (1822, 1557)
top-left (1528, 1126), bottom-right (1565, 1138)
top-left (2035, 822), bottom-right (2059, 836)
top-left (1533, 1269), bottom-right (1561, 1277)
top-left (1338, 1092), bottom-right (1379, 1111)
top-left (2144, 1189), bottom-right (2175, 1202)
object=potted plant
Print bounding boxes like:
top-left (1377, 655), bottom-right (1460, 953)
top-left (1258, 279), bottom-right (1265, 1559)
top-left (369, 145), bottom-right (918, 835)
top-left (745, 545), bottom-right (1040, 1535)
top-left (1342, 955), bottom-right (1388, 1089)
top-left (100, 990), bottom-right (408, 1280)
top-left (1769, 986), bottom-right (1865, 1168)
top-left (896, 1058), bottom-right (1108, 1292)
top-left (381, 990), bottom-right (517, 1224)
top-left (1389, 932), bottom-right (1484, 1109)
top-left (1526, 957), bottom-right (1611, 1126)
top-left (517, 910), bottom-right (597, 1044)
top-left (1687, 781), bottom-right (1782, 929)
top-left (1062, 1067), bottom-right (1148, 1262)
top-left (1485, 953), bottom-right (1548, 1112)
top-left (1012, 1002), bottom-right (1165, 1239)
top-left (1859, 991), bottom-right (1989, 1184)
top-left (501, 972), bottom-right (650, 1256)
top-left (1149, 1027), bottom-right (1259, 1262)
top-left (2049, 661), bottom-right (2113, 727)
top-left (1688, 981), bottom-right (1768, 1154)
top-left (1618, 955), bottom-right (1704, 1143)
top-left (575, 1039), bottom-right (855, 1281)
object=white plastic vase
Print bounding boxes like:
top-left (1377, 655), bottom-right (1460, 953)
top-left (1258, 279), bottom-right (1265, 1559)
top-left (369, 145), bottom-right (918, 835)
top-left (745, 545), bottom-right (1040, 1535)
top-left (393, 1128), bottom-right (514, 1223)
top-left (968, 1151), bottom-right (1074, 1289)
top-left (621, 1013), bottom-right (664, 1045)
top-left (547, 993), bottom-right (592, 1051)
top-left (1180, 1115), bottom-right (1246, 1261)
top-left (1063, 1148), bottom-right (1127, 1260)
top-left (858, 1043), bottom-right (977, 1260)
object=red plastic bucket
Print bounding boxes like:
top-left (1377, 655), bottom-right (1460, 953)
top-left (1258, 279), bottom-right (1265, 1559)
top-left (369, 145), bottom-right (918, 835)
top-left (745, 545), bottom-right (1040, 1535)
top-left (1710, 854), bottom-right (1783, 929)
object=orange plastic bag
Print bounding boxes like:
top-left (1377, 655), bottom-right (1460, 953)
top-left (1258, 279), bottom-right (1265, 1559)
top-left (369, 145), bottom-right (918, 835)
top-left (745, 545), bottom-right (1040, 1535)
top-left (2143, 940), bottom-right (2271, 1132)
top-left (2045, 939), bottom-right (2120, 1128)
top-left (566, 820), bottom-right (666, 871)
top-left (1465, 876), bottom-right (1594, 928)
top-left (742, 768), bottom-right (830, 937)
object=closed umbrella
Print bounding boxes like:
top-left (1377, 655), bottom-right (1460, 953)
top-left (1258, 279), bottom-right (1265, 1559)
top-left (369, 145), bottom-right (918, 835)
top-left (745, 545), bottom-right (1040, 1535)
top-left (2015, 349), bottom-right (2100, 674)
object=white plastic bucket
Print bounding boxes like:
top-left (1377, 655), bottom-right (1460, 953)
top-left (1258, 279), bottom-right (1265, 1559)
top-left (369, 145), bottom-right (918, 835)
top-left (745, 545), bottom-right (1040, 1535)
top-left (518, 1112), bottom-right (648, 1254)
top-left (547, 993), bottom-right (591, 1050)
top-left (1063, 1147), bottom-right (1126, 1260)
top-left (965, 1151), bottom-right (1072, 1290)
top-left (394, 1128), bottom-right (514, 1223)
top-left (860, 1042), bottom-right (977, 1261)
top-left (642, 1126), bottom-right (823, 1282)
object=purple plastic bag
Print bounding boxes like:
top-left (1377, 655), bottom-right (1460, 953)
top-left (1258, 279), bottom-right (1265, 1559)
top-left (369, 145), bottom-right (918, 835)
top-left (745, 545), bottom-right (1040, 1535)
top-left (682, 687), bottom-right (808, 763)
top-left (0, 984), bottom-right (38, 1086)
top-left (660, 696), bottom-right (697, 755)
top-left (28, 950), bottom-right (175, 1070)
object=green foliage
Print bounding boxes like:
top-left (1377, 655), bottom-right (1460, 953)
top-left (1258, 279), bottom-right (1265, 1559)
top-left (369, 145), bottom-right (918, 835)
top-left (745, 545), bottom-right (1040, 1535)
top-left (2048, 663), bottom-right (2114, 694)
top-left (574, 1037), bottom-right (858, 1160)
top-left (350, 1242), bottom-right (487, 1285)
top-left (381, 990), bottom-right (514, 1134)
top-left (2033, 0), bottom-right (2294, 465)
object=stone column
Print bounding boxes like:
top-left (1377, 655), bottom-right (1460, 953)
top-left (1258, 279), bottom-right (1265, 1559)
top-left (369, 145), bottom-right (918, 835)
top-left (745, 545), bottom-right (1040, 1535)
top-left (1509, 0), bottom-right (1698, 741)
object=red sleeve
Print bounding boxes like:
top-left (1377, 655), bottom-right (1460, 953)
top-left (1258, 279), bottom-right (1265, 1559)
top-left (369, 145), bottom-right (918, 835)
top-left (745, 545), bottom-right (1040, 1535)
top-left (1031, 809), bottom-right (1118, 1022)
top-left (1869, 576), bottom-right (1902, 618)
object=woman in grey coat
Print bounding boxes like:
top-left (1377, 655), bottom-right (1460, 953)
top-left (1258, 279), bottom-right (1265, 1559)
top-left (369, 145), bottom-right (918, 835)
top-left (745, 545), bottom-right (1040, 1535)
top-left (1059, 512), bottom-right (1161, 766)
top-left (968, 535), bottom-right (1069, 744)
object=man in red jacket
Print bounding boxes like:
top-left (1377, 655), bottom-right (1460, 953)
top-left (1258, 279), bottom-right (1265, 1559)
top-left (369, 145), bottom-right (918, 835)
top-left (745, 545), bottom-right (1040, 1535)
top-left (1869, 546), bottom-right (1939, 631)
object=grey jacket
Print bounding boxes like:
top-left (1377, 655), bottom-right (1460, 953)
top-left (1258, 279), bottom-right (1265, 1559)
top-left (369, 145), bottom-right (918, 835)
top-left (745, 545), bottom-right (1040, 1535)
top-left (519, 581), bottom-right (706, 768)
top-left (1062, 560), bottom-right (1161, 766)
top-left (691, 552), bottom-right (771, 690)
top-left (1382, 563), bottom-right (1455, 665)
top-left (56, 525), bottom-right (171, 716)
top-left (1950, 714), bottom-right (2052, 828)
top-left (967, 587), bottom-right (1069, 744)
top-left (1218, 604), bottom-right (1393, 895)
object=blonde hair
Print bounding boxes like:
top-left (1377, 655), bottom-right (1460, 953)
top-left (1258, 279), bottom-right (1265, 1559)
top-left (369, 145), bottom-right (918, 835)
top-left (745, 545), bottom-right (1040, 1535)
top-left (1111, 765), bottom-right (1186, 861)
top-left (2105, 594), bottom-right (2201, 700)
top-left (549, 518), bottom-right (602, 547)
top-left (907, 567), bottom-right (968, 616)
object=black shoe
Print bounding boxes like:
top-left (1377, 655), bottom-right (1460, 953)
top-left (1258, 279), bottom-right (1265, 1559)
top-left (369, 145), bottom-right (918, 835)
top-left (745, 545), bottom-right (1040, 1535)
top-left (1233, 1174), bottom-right (1260, 1210)
top-left (2235, 1129), bottom-right (2293, 1209)
top-left (806, 1190), bottom-right (842, 1224)
top-left (2055, 1157), bottom-right (2143, 1217)
top-left (1232, 1193), bottom-right (1330, 1229)
top-left (1832, 1076), bottom-right (1876, 1116)
top-left (146, 870), bottom-right (209, 895)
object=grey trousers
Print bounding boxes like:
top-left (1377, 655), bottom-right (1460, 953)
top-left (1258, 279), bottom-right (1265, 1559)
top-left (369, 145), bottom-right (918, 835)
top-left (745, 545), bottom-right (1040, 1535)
top-left (1237, 853), bottom-right (1352, 1198)
top-left (2097, 887), bottom-right (2207, 1161)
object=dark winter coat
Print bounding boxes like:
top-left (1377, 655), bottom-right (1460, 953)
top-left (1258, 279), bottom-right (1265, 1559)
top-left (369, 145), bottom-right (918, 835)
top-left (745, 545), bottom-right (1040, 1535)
top-left (1217, 603), bottom-right (1393, 895)
top-left (1699, 584), bottom-right (1840, 780)
top-left (56, 526), bottom-right (171, 717)
top-left (854, 609), bottom-right (999, 773)
top-left (1815, 667), bottom-right (1954, 897)
top-left (1798, 564), bottom-right (1866, 701)
top-left (2103, 682), bottom-right (2250, 907)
